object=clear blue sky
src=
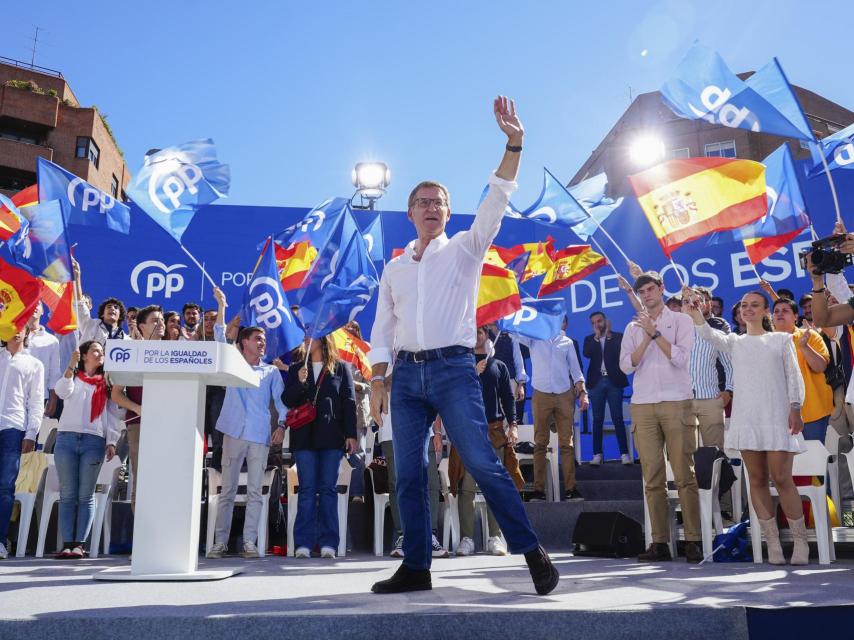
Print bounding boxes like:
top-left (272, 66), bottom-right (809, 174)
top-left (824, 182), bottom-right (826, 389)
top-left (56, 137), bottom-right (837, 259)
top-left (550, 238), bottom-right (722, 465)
top-left (7, 1), bottom-right (854, 213)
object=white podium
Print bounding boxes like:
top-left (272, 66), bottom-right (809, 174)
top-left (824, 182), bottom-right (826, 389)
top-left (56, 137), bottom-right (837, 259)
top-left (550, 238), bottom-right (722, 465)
top-left (94, 339), bottom-right (259, 581)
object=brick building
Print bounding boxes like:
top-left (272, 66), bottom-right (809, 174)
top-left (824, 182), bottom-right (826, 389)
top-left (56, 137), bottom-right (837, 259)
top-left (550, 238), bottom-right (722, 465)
top-left (570, 74), bottom-right (854, 196)
top-left (0, 56), bottom-right (130, 199)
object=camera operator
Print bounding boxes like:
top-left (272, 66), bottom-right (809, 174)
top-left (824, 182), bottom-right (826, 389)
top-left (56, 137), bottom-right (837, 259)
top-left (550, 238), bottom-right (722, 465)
top-left (807, 226), bottom-right (854, 328)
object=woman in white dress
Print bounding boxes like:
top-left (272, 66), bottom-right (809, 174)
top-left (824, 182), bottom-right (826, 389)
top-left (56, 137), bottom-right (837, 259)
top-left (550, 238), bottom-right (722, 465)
top-left (683, 288), bottom-right (810, 565)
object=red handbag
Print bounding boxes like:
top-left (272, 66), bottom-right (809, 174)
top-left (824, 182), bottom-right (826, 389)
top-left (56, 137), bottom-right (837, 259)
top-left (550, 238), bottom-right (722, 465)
top-left (286, 369), bottom-right (326, 430)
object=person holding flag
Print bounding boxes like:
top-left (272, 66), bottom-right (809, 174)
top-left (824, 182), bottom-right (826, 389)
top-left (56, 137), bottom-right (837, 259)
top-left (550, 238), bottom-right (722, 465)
top-left (369, 97), bottom-right (558, 596)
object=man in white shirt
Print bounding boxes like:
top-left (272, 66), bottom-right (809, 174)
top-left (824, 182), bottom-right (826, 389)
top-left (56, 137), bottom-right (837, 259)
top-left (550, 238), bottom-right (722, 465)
top-left (0, 327), bottom-right (45, 559)
top-left (369, 97), bottom-right (557, 596)
top-left (25, 303), bottom-right (61, 419)
top-left (517, 317), bottom-right (588, 501)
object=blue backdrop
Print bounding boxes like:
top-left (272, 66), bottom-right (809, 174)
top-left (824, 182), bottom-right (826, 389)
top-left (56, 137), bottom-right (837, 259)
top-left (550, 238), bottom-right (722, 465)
top-left (72, 160), bottom-right (852, 349)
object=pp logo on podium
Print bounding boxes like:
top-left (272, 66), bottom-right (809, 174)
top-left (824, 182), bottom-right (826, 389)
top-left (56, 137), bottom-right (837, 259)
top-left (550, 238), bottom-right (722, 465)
top-left (109, 347), bottom-right (133, 363)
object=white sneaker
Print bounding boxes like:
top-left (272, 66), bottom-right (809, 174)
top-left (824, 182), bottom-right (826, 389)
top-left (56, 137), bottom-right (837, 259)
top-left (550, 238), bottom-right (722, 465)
top-left (294, 546), bottom-right (311, 558)
top-left (487, 536), bottom-right (507, 556)
top-left (241, 541), bottom-right (260, 558)
top-left (0, 542), bottom-right (7, 559)
top-left (206, 542), bottom-right (227, 558)
top-left (390, 535), bottom-right (405, 558)
top-left (456, 537), bottom-right (475, 556)
top-left (431, 534), bottom-right (449, 558)
top-left (320, 546), bottom-right (336, 559)
top-left (590, 454), bottom-right (603, 466)
top-left (621, 454), bottom-right (633, 465)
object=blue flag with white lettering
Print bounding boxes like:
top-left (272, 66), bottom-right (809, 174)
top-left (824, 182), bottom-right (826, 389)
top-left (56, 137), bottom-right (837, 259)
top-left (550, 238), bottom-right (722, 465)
top-left (299, 207), bottom-right (379, 338)
top-left (496, 293), bottom-right (565, 341)
top-left (126, 139), bottom-right (230, 242)
top-left (661, 43), bottom-right (815, 142)
top-left (265, 197), bottom-right (350, 252)
top-left (3, 199), bottom-right (73, 282)
top-left (239, 239), bottom-right (304, 361)
top-left (809, 122), bottom-right (854, 177)
top-left (520, 168), bottom-right (589, 228)
top-left (568, 173), bottom-right (623, 241)
top-left (37, 157), bottom-right (131, 234)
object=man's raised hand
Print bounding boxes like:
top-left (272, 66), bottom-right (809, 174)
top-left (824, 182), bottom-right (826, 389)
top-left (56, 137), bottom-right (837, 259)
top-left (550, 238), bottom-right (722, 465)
top-left (494, 96), bottom-right (524, 144)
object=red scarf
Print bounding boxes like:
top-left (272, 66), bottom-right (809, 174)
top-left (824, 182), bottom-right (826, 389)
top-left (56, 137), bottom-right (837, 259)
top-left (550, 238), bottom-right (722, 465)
top-left (76, 371), bottom-right (107, 422)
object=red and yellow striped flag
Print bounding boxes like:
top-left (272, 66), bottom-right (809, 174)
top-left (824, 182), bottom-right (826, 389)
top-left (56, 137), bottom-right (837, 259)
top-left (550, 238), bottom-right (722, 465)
top-left (489, 238), bottom-right (555, 282)
top-left (742, 228), bottom-right (805, 265)
top-left (629, 157), bottom-right (767, 256)
top-left (0, 260), bottom-right (43, 341)
top-left (274, 241), bottom-right (318, 291)
top-left (476, 263), bottom-right (521, 326)
top-left (12, 184), bottom-right (38, 208)
top-left (538, 245), bottom-right (607, 296)
top-left (331, 327), bottom-right (372, 379)
top-left (0, 184), bottom-right (37, 242)
top-left (40, 279), bottom-right (77, 335)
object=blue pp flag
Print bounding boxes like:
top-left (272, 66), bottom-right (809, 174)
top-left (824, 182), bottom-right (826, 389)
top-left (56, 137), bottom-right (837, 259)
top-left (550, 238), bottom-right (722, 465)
top-left (520, 168), bottom-right (589, 228)
top-left (661, 43), bottom-right (815, 142)
top-left (240, 239), bottom-right (304, 361)
top-left (266, 197), bottom-right (350, 252)
top-left (299, 207), bottom-right (379, 338)
top-left (126, 139), bottom-right (230, 242)
top-left (497, 294), bottom-right (565, 341)
top-left (477, 184), bottom-right (523, 218)
top-left (36, 157), bottom-right (130, 234)
top-left (568, 173), bottom-right (623, 241)
top-left (708, 144), bottom-right (809, 245)
top-left (359, 212), bottom-right (386, 269)
top-left (809, 122), bottom-right (854, 177)
top-left (505, 251), bottom-right (530, 282)
top-left (3, 199), bottom-right (72, 282)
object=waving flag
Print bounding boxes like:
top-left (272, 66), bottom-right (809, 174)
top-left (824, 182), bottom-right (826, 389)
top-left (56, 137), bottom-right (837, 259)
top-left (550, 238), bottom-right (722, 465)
top-left (240, 240), bottom-right (304, 361)
top-left (126, 139), bottom-right (230, 242)
top-left (360, 212), bottom-right (386, 269)
top-left (299, 207), bottom-right (379, 338)
top-left (37, 158), bottom-right (131, 234)
top-left (477, 263), bottom-right (521, 326)
top-left (41, 280), bottom-right (77, 335)
top-left (568, 173), bottom-right (624, 240)
top-left (331, 327), bottom-right (372, 379)
top-left (477, 184), bottom-right (523, 218)
top-left (708, 144), bottom-right (809, 264)
top-left (629, 157), bottom-right (767, 256)
top-left (274, 241), bottom-right (317, 291)
top-left (497, 294), bottom-right (565, 341)
top-left (661, 43), bottom-right (815, 142)
top-left (0, 194), bottom-right (26, 243)
top-left (520, 168), bottom-right (589, 228)
top-left (504, 252), bottom-right (531, 283)
top-left (4, 199), bottom-right (73, 283)
top-left (809, 122), bottom-right (854, 177)
top-left (0, 260), bottom-right (43, 341)
top-left (538, 245), bottom-right (607, 296)
top-left (268, 197), bottom-right (350, 252)
top-left (490, 239), bottom-right (555, 282)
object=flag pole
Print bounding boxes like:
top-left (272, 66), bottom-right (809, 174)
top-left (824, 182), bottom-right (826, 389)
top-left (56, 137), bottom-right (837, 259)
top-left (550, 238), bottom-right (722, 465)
top-left (668, 257), bottom-right (687, 287)
top-left (179, 244), bottom-right (217, 290)
top-left (590, 236), bottom-right (622, 278)
top-left (813, 141), bottom-right (843, 226)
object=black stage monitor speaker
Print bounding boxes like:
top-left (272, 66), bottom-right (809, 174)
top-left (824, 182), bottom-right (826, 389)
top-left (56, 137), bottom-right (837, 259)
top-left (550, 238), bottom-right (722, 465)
top-left (572, 512), bottom-right (645, 558)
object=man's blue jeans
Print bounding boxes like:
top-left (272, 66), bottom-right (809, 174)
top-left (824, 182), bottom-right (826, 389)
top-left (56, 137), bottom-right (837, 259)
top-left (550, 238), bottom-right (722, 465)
top-left (391, 351), bottom-right (539, 570)
top-left (293, 448), bottom-right (342, 551)
top-left (0, 428), bottom-right (25, 544)
top-left (589, 378), bottom-right (629, 456)
top-left (53, 432), bottom-right (105, 544)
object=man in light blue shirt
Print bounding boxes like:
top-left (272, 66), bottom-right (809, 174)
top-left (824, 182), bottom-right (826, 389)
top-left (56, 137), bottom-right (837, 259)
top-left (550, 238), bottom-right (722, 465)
top-left (208, 288), bottom-right (286, 559)
top-left (517, 317), bottom-right (588, 502)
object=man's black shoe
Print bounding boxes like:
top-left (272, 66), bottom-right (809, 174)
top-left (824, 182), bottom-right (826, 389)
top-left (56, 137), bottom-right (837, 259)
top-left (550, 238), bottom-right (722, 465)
top-left (526, 490), bottom-right (547, 502)
top-left (637, 543), bottom-right (672, 562)
top-left (524, 545), bottom-right (559, 595)
top-left (684, 541), bottom-right (703, 564)
top-left (563, 488), bottom-right (583, 501)
top-left (371, 564), bottom-right (432, 594)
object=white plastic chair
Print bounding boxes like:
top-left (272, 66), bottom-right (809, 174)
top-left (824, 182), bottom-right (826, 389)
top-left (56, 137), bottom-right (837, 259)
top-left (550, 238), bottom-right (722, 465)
top-left (437, 458), bottom-right (457, 552)
top-left (825, 428), bottom-right (842, 508)
top-left (13, 457), bottom-right (50, 557)
top-left (37, 418), bottom-right (59, 452)
top-left (205, 465), bottom-right (279, 557)
top-left (744, 440), bottom-right (836, 565)
top-left (88, 456), bottom-right (122, 558)
top-left (35, 457), bottom-right (63, 557)
top-left (286, 457), bottom-right (351, 557)
top-left (515, 424), bottom-right (560, 501)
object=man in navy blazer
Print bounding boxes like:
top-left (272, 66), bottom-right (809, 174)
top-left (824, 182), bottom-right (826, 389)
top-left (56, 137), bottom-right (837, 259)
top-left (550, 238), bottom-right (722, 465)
top-left (582, 311), bottom-right (631, 466)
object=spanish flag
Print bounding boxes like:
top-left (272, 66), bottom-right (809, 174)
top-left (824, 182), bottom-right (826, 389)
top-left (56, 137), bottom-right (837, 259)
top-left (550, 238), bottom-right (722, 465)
top-left (40, 279), bottom-right (77, 335)
top-left (274, 241), bottom-right (318, 291)
top-left (538, 245), bottom-right (607, 296)
top-left (490, 238), bottom-right (555, 282)
top-left (743, 228), bottom-right (805, 265)
top-left (331, 327), bottom-right (372, 379)
top-left (629, 157), bottom-right (767, 256)
top-left (476, 263), bottom-right (521, 326)
top-left (0, 260), bottom-right (43, 341)
top-left (12, 184), bottom-right (38, 209)
top-left (0, 184), bottom-right (36, 242)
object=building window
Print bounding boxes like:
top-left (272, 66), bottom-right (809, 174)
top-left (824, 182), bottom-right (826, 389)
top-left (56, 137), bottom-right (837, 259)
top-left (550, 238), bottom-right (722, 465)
top-left (75, 137), bottom-right (100, 168)
top-left (704, 140), bottom-right (736, 158)
top-left (668, 147), bottom-right (690, 159)
top-left (110, 174), bottom-right (119, 198)
top-left (800, 140), bottom-right (811, 150)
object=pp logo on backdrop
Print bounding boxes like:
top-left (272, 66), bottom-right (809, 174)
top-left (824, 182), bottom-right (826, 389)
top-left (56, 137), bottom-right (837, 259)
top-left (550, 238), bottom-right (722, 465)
top-left (147, 158), bottom-right (204, 213)
top-left (130, 260), bottom-right (187, 298)
top-left (109, 347), bottom-right (132, 363)
top-left (688, 85), bottom-right (761, 132)
top-left (67, 177), bottom-right (117, 214)
top-left (248, 276), bottom-right (293, 329)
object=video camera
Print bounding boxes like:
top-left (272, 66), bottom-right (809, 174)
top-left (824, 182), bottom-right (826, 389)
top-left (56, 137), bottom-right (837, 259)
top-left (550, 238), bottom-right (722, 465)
top-left (798, 234), bottom-right (854, 275)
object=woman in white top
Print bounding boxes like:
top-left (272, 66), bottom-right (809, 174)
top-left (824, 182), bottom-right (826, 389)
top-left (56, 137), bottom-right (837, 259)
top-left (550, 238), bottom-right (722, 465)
top-left (683, 288), bottom-right (810, 565)
top-left (53, 340), bottom-right (120, 559)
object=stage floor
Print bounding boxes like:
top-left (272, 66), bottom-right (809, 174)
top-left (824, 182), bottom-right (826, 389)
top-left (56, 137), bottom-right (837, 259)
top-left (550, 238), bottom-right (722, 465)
top-left (1, 552), bottom-right (853, 639)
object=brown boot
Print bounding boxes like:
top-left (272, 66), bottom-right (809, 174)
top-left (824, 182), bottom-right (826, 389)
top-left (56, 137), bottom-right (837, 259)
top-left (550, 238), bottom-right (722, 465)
top-left (758, 518), bottom-right (785, 565)
top-left (789, 516), bottom-right (809, 566)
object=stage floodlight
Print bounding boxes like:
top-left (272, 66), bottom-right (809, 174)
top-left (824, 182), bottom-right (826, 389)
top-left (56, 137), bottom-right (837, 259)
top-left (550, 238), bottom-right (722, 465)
top-left (351, 162), bottom-right (390, 210)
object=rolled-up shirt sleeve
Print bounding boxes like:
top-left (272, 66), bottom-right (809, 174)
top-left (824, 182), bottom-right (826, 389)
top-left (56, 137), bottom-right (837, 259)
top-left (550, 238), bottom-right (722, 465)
top-left (668, 316), bottom-right (695, 369)
top-left (214, 323), bottom-right (227, 344)
top-left (620, 323), bottom-right (641, 375)
top-left (369, 273), bottom-right (395, 367)
top-left (460, 172), bottom-right (517, 260)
